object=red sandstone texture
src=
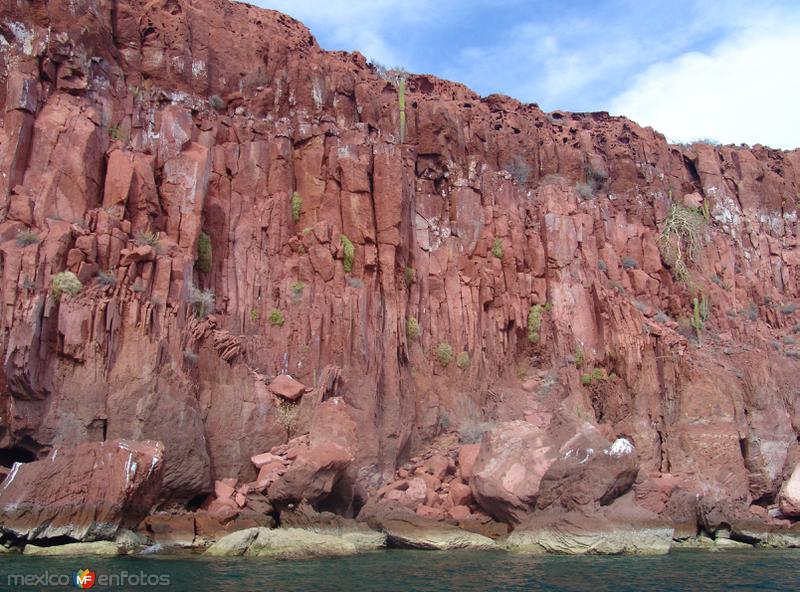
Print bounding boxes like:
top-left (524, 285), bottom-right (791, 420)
top-left (0, 0), bottom-right (799, 547)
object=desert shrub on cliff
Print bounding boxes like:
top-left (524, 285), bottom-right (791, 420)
top-left (491, 238), bottom-right (504, 259)
top-left (436, 342), bottom-right (454, 367)
top-left (275, 399), bottom-right (299, 436)
top-left (404, 266), bottom-right (415, 286)
top-left (527, 304), bottom-right (544, 343)
top-left (51, 271), bottom-right (83, 300)
top-left (406, 317), bottom-right (420, 340)
top-left (16, 229), bottom-right (39, 247)
top-left (507, 158), bottom-right (531, 184)
top-left (183, 349), bottom-right (199, 365)
top-left (209, 94), bottom-right (226, 110)
top-left (341, 234), bottom-right (355, 272)
top-left (291, 192), bottom-right (302, 223)
top-left (97, 270), bottom-right (117, 287)
top-left (459, 421), bottom-right (494, 444)
top-left (187, 283), bottom-right (214, 318)
top-left (196, 231), bottom-right (212, 274)
top-left (621, 256), bottom-right (639, 269)
top-left (134, 230), bottom-right (160, 247)
top-left (456, 351), bottom-right (470, 370)
top-left (53, 273), bottom-right (81, 298)
top-left (268, 308), bottom-right (285, 327)
top-left (658, 202), bottom-right (707, 282)
top-left (290, 281), bottom-right (305, 302)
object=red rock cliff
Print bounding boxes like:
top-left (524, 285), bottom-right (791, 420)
top-left (0, 0), bottom-right (798, 536)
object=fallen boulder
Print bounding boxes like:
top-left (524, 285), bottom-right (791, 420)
top-left (469, 421), bottom-right (559, 523)
top-left (0, 440), bottom-right (164, 542)
top-left (267, 375), bottom-right (307, 401)
top-left (267, 443), bottom-right (352, 506)
top-left (536, 437), bottom-right (639, 511)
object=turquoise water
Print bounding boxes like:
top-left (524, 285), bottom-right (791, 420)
top-left (0, 549), bottom-right (798, 591)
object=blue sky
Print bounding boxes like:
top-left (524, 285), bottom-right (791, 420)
top-left (253, 0), bottom-right (800, 149)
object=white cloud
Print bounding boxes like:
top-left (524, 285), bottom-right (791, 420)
top-left (610, 13), bottom-right (800, 150)
top-left (255, 0), bottom-right (445, 66)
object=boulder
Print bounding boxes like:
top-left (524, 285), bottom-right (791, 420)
top-left (470, 421), bottom-right (559, 522)
top-left (204, 527), bottom-right (361, 559)
top-left (0, 440), bottom-right (164, 542)
top-left (267, 443), bottom-right (352, 506)
top-left (449, 481), bottom-right (473, 507)
top-left (268, 375), bottom-right (307, 401)
top-left (250, 452), bottom-right (285, 469)
top-left (458, 445), bottom-right (481, 480)
top-left (778, 464), bottom-right (800, 517)
top-left (536, 437), bottom-right (639, 511)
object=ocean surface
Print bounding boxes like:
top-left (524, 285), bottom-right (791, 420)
top-left (0, 549), bottom-right (798, 591)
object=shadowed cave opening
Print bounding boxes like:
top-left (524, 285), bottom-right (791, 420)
top-left (0, 446), bottom-right (36, 469)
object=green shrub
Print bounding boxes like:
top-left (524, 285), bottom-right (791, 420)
top-left (16, 229), bottom-right (39, 247)
top-left (341, 234), bottom-right (355, 272)
top-left (527, 304), bottom-right (544, 343)
top-left (268, 308), bottom-right (285, 327)
top-left (456, 351), bottom-right (470, 370)
top-left (187, 283), bottom-right (214, 318)
top-left (580, 373), bottom-right (592, 386)
top-left (291, 192), bottom-right (302, 223)
top-left (108, 124), bottom-right (126, 142)
top-left (51, 271), bottom-right (83, 300)
top-left (491, 238), bottom-right (504, 259)
top-left (436, 342), bottom-right (453, 367)
top-left (249, 308), bottom-right (259, 323)
top-left (407, 317), bottom-right (420, 340)
top-left (197, 231), bottom-right (212, 274)
top-left (404, 266), bottom-right (415, 286)
top-left (573, 347), bottom-right (584, 368)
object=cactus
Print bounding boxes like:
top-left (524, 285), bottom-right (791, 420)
top-left (398, 77), bottom-right (406, 143)
top-left (691, 297), bottom-right (703, 342)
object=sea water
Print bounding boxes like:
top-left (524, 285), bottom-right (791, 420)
top-left (0, 548), bottom-right (798, 591)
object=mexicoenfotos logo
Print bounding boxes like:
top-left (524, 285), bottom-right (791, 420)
top-left (6, 568), bottom-right (170, 588)
top-left (72, 569), bottom-right (96, 589)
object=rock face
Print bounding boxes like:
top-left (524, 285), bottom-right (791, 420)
top-left (0, 440), bottom-right (163, 541)
top-left (0, 0), bottom-right (799, 547)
